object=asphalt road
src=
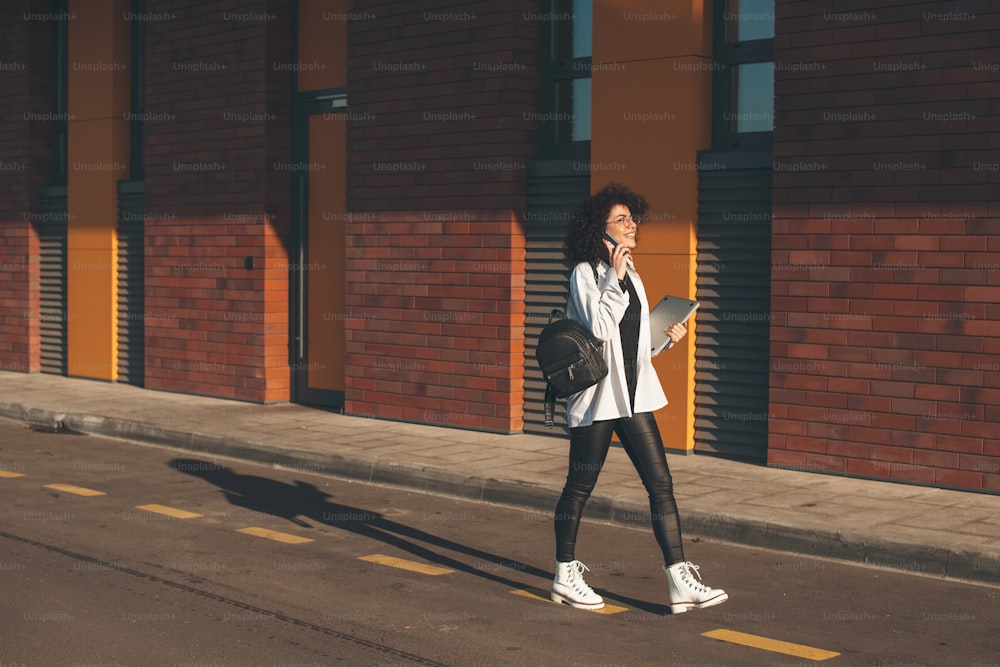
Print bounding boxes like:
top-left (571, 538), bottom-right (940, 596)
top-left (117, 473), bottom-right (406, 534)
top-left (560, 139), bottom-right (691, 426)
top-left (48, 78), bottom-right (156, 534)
top-left (1, 417), bottom-right (997, 666)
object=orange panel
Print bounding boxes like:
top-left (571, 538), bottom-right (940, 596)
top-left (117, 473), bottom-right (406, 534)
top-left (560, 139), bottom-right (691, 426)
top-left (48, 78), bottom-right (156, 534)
top-left (594, 0), bottom-right (712, 63)
top-left (297, 0), bottom-right (348, 91)
top-left (306, 114), bottom-right (347, 391)
top-left (66, 0), bottom-right (131, 380)
top-left (67, 119), bottom-right (128, 248)
top-left (591, 56), bottom-right (711, 252)
top-left (68, 0), bottom-right (131, 121)
top-left (591, 5), bottom-right (712, 452)
top-left (66, 248), bottom-right (117, 379)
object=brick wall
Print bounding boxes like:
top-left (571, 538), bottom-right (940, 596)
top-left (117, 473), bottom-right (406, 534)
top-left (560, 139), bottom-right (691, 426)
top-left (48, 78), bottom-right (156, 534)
top-left (0, 0), bottom-right (53, 375)
top-left (344, 1), bottom-right (539, 432)
top-left (769, 1), bottom-right (1000, 491)
top-left (143, 0), bottom-right (293, 402)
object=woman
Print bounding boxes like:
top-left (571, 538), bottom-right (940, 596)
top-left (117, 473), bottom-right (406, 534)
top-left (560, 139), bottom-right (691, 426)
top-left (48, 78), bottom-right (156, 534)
top-left (549, 182), bottom-right (728, 614)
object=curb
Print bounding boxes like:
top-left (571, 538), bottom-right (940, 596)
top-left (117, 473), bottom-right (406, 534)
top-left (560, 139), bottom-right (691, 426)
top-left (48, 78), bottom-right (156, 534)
top-left (2, 402), bottom-right (997, 587)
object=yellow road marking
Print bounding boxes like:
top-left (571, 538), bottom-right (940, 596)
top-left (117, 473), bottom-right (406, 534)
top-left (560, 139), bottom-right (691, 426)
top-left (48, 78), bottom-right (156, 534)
top-left (511, 587), bottom-right (628, 615)
top-left (44, 483), bottom-right (106, 497)
top-left (237, 527), bottom-right (314, 544)
top-left (0, 470), bottom-right (26, 478)
top-left (702, 628), bottom-right (840, 660)
top-left (134, 504), bottom-right (204, 519)
top-left (358, 554), bottom-right (454, 576)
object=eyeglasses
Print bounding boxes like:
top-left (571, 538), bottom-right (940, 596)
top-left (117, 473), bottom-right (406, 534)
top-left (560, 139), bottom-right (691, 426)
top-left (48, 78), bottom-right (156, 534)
top-left (607, 214), bottom-right (639, 226)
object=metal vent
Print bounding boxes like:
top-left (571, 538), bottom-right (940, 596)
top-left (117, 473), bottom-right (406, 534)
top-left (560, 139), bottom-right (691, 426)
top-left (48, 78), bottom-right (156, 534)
top-left (117, 181), bottom-right (145, 385)
top-left (522, 160), bottom-right (590, 435)
top-left (694, 156), bottom-right (772, 461)
top-left (38, 186), bottom-right (68, 375)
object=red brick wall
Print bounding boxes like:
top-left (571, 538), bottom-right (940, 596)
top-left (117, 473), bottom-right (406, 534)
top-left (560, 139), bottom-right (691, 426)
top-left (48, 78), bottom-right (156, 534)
top-left (769, 1), bottom-right (1000, 491)
top-left (344, 2), bottom-right (539, 432)
top-left (142, 0), bottom-right (293, 402)
top-left (0, 0), bottom-right (53, 374)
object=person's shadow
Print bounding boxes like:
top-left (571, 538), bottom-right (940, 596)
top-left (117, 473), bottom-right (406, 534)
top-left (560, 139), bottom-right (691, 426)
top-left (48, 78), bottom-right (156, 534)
top-left (169, 457), bottom-right (666, 614)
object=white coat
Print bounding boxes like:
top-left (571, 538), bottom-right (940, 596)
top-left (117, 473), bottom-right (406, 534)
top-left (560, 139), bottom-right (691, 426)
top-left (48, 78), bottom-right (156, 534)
top-left (564, 259), bottom-right (668, 428)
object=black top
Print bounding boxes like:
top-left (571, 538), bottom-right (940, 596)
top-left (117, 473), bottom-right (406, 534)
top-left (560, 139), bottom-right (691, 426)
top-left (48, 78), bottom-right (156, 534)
top-left (618, 273), bottom-right (641, 409)
top-left (619, 274), bottom-right (640, 361)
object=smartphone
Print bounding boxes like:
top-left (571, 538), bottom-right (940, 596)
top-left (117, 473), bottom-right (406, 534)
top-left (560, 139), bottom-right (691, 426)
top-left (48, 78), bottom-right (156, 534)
top-left (604, 231), bottom-right (619, 248)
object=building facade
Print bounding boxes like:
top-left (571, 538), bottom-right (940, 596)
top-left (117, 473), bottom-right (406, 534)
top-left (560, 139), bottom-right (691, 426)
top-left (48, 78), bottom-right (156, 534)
top-left (1, 0), bottom-right (997, 492)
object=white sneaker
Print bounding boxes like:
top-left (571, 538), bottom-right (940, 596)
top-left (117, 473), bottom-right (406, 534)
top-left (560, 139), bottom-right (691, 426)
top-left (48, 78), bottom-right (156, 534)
top-left (551, 560), bottom-right (605, 610)
top-left (664, 561), bottom-right (728, 614)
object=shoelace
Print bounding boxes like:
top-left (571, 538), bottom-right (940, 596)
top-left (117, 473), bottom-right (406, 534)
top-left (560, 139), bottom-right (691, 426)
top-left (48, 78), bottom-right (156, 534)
top-left (680, 562), bottom-right (712, 593)
top-left (567, 561), bottom-right (596, 594)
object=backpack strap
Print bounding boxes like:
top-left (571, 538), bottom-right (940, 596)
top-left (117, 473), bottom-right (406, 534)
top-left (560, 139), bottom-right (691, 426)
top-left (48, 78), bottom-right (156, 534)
top-left (543, 383), bottom-right (556, 428)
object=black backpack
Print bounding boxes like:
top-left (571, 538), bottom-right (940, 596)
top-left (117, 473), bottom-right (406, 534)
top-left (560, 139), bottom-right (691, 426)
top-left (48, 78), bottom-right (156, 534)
top-left (535, 265), bottom-right (608, 428)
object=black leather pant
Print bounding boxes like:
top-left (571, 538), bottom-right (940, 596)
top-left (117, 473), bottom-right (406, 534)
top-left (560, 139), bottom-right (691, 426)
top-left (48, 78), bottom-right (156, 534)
top-left (554, 412), bottom-right (685, 566)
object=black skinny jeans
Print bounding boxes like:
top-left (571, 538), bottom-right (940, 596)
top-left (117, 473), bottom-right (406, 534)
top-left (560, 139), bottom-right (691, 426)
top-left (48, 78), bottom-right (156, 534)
top-left (554, 411), bottom-right (685, 567)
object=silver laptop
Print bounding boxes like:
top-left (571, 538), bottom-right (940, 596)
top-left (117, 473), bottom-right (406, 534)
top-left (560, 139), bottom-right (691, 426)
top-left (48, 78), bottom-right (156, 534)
top-left (649, 295), bottom-right (700, 356)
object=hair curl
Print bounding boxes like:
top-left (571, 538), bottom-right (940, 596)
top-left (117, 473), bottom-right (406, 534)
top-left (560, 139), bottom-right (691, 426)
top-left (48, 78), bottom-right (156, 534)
top-left (563, 182), bottom-right (649, 267)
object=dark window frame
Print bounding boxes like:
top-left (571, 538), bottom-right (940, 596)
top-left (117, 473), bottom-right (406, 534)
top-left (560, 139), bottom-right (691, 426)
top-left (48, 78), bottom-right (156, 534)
top-left (50, 0), bottom-right (69, 185)
top-left (128, 0), bottom-right (145, 182)
top-left (538, 0), bottom-right (591, 159)
top-left (711, 0), bottom-right (774, 152)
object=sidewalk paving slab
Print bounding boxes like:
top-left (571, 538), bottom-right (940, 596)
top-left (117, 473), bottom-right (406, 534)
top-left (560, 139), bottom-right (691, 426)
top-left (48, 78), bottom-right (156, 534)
top-left (0, 370), bottom-right (997, 587)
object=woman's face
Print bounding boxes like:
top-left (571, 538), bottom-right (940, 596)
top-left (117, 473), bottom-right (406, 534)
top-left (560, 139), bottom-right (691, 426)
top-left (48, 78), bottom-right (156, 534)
top-left (604, 204), bottom-right (638, 250)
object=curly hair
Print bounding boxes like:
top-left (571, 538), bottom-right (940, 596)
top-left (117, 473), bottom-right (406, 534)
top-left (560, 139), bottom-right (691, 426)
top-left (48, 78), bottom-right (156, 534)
top-left (563, 181), bottom-right (650, 267)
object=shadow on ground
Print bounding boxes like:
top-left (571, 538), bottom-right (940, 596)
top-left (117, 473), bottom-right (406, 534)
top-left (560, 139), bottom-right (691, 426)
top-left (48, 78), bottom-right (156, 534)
top-left (168, 457), bottom-right (667, 614)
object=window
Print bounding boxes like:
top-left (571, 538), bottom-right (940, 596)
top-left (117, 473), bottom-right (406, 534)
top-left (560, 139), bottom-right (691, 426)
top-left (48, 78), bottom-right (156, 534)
top-left (713, 0), bottom-right (774, 150)
top-left (539, 0), bottom-right (591, 157)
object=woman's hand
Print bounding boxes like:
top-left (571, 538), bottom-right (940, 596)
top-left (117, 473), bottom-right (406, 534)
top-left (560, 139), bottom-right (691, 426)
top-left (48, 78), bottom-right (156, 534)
top-left (665, 322), bottom-right (687, 344)
top-left (604, 240), bottom-right (630, 280)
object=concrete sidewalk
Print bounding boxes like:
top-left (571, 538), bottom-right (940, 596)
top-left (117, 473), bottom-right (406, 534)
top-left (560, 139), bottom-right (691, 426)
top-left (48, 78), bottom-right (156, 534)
top-left (1, 371), bottom-right (997, 586)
